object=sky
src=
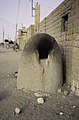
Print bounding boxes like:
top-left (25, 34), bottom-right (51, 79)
top-left (0, 0), bottom-right (64, 42)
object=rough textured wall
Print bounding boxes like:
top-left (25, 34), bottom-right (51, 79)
top-left (17, 33), bottom-right (63, 93)
top-left (35, 3), bottom-right (40, 25)
top-left (27, 25), bottom-right (34, 41)
top-left (17, 28), bottom-right (27, 50)
top-left (68, 0), bottom-right (79, 88)
top-left (39, 0), bottom-right (79, 88)
top-left (19, 37), bottom-right (26, 50)
top-left (17, 0), bottom-right (79, 89)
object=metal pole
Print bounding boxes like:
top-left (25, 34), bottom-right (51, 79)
top-left (2, 27), bottom-right (4, 47)
top-left (14, 24), bottom-right (17, 50)
top-left (32, 0), bottom-right (33, 17)
top-left (3, 27), bottom-right (4, 43)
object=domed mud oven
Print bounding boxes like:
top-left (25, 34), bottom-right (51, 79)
top-left (17, 33), bottom-right (63, 93)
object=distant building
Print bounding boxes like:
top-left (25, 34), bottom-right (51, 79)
top-left (35, 2), bottom-right (40, 25)
top-left (35, 2), bottom-right (40, 33)
top-left (16, 3), bottom-right (40, 50)
top-left (27, 25), bottom-right (34, 41)
top-left (17, 27), bottom-right (27, 50)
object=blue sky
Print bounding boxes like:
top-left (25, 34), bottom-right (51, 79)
top-left (0, 0), bottom-right (64, 42)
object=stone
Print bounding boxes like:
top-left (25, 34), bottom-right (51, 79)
top-left (58, 88), bottom-right (61, 93)
top-left (14, 71), bottom-right (18, 78)
top-left (71, 86), bottom-right (76, 92)
top-left (43, 93), bottom-right (50, 97)
top-left (34, 92), bottom-right (43, 97)
top-left (63, 95), bottom-right (65, 99)
top-left (59, 112), bottom-right (63, 115)
top-left (75, 89), bottom-right (79, 96)
top-left (34, 91), bottom-right (50, 98)
top-left (61, 106), bottom-right (63, 108)
top-left (13, 112), bottom-right (16, 115)
top-left (7, 74), bottom-right (9, 77)
top-left (63, 90), bottom-right (69, 96)
top-left (37, 98), bottom-right (44, 104)
top-left (15, 108), bottom-right (21, 114)
top-left (73, 105), bottom-right (76, 108)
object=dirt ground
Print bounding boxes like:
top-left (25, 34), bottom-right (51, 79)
top-left (0, 46), bottom-right (79, 120)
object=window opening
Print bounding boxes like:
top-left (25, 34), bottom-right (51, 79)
top-left (61, 14), bottom-right (68, 32)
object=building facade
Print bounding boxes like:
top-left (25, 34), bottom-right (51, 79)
top-left (17, 0), bottom-right (79, 88)
top-left (39, 0), bottom-right (79, 88)
top-left (17, 27), bottom-right (27, 50)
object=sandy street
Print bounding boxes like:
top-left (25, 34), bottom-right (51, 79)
top-left (0, 47), bottom-right (21, 77)
top-left (0, 46), bottom-right (79, 120)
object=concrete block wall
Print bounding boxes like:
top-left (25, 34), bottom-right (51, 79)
top-left (19, 36), bottom-right (26, 50)
top-left (39, 18), bottom-right (46, 33)
top-left (17, 27), bottom-right (27, 50)
top-left (17, 0), bottom-right (79, 88)
top-left (38, 0), bottom-right (79, 88)
top-left (69, 0), bottom-right (79, 88)
top-left (27, 25), bottom-right (34, 41)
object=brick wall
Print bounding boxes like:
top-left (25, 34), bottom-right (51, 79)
top-left (38, 0), bottom-right (79, 88)
top-left (17, 27), bottom-right (27, 50)
top-left (18, 0), bottom-right (79, 88)
top-left (27, 25), bottom-right (34, 41)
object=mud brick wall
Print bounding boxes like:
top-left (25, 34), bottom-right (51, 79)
top-left (39, 0), bottom-right (79, 88)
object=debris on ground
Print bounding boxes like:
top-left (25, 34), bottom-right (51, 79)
top-left (7, 74), bottom-right (9, 77)
top-left (14, 107), bottom-right (21, 114)
top-left (34, 91), bottom-right (50, 104)
top-left (34, 91), bottom-right (50, 98)
top-left (59, 112), bottom-right (64, 115)
top-left (1, 47), bottom-right (79, 120)
top-left (34, 91), bottom-right (43, 97)
top-left (37, 98), bottom-right (44, 104)
top-left (14, 71), bottom-right (18, 78)
top-left (71, 86), bottom-right (76, 92)
top-left (63, 90), bottom-right (69, 96)
top-left (75, 89), bottom-right (79, 96)
top-left (61, 106), bottom-right (63, 108)
top-left (63, 95), bottom-right (65, 99)
top-left (58, 88), bottom-right (62, 93)
top-left (73, 105), bottom-right (76, 108)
